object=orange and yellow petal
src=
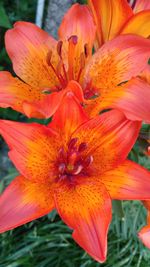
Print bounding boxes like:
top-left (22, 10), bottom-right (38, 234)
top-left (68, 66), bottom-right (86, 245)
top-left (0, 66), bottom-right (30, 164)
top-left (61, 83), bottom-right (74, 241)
top-left (102, 160), bottom-right (150, 200)
top-left (88, 0), bottom-right (133, 47)
top-left (139, 64), bottom-right (150, 84)
top-left (58, 4), bottom-right (96, 82)
top-left (35, 80), bottom-right (85, 119)
top-left (0, 175), bottom-right (54, 233)
top-left (120, 10), bottom-right (150, 38)
top-left (84, 35), bottom-right (150, 96)
top-left (5, 21), bottom-right (60, 89)
top-left (133, 0), bottom-right (150, 13)
top-left (0, 71), bottom-right (49, 118)
top-left (72, 110), bottom-right (141, 173)
top-left (90, 77), bottom-right (150, 123)
top-left (50, 82), bottom-right (87, 141)
top-left (0, 121), bottom-right (59, 183)
top-left (58, 3), bottom-right (96, 54)
top-left (54, 177), bottom-right (112, 262)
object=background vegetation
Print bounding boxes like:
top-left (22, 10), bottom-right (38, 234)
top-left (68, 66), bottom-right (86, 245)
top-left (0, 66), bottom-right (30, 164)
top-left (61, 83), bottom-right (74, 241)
top-left (0, 0), bottom-right (150, 266)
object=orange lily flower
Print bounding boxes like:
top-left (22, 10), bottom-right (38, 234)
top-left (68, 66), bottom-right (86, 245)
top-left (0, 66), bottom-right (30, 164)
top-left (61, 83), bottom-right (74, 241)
top-left (0, 94), bottom-right (150, 262)
top-left (0, 4), bottom-right (96, 118)
top-left (0, 4), bottom-right (150, 123)
top-left (88, 0), bottom-right (150, 49)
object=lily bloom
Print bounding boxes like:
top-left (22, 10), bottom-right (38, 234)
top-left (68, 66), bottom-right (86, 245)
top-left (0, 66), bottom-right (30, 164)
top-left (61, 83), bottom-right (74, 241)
top-left (0, 94), bottom-right (150, 262)
top-left (0, 4), bottom-right (150, 123)
top-left (0, 4), bottom-right (96, 118)
top-left (88, 0), bottom-right (150, 49)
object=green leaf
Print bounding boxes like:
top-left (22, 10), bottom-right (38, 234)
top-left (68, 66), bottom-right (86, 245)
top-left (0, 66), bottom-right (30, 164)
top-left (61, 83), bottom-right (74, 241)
top-left (113, 200), bottom-right (124, 219)
top-left (0, 3), bottom-right (11, 28)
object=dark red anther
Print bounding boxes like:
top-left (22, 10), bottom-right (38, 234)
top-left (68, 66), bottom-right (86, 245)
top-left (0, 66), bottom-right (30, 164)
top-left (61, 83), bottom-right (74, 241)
top-left (58, 163), bottom-right (66, 174)
top-left (57, 40), bottom-right (63, 57)
top-left (84, 44), bottom-right (89, 58)
top-left (78, 142), bottom-right (88, 152)
top-left (68, 138), bottom-right (78, 150)
top-left (58, 147), bottom-right (66, 160)
top-left (84, 155), bottom-right (93, 167)
top-left (72, 164), bottom-right (83, 175)
top-left (68, 35), bottom-right (78, 45)
top-left (46, 50), bottom-right (53, 65)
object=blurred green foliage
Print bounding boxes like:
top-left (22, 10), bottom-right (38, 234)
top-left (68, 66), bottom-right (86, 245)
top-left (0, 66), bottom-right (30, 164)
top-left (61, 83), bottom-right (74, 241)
top-left (0, 0), bottom-right (150, 266)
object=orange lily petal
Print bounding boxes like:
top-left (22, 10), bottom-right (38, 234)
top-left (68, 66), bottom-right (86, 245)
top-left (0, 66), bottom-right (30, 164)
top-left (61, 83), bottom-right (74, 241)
top-left (5, 21), bottom-right (60, 89)
top-left (102, 160), bottom-right (150, 200)
top-left (0, 175), bottom-right (54, 233)
top-left (58, 4), bottom-right (96, 83)
top-left (50, 88), bottom-right (88, 141)
top-left (88, 0), bottom-right (133, 47)
top-left (139, 64), bottom-right (150, 84)
top-left (72, 110), bottom-right (141, 173)
top-left (0, 71), bottom-right (48, 118)
top-left (38, 80), bottom-right (85, 119)
top-left (84, 35), bottom-right (150, 97)
top-left (90, 78), bottom-right (150, 123)
top-left (133, 0), bottom-right (150, 13)
top-left (58, 3), bottom-right (96, 55)
top-left (54, 177), bottom-right (111, 262)
top-left (120, 11), bottom-right (150, 38)
top-left (138, 225), bottom-right (150, 249)
top-left (0, 121), bottom-right (59, 183)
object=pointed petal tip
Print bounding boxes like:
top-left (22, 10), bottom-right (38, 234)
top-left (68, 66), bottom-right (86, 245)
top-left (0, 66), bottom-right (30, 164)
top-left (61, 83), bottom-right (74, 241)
top-left (138, 225), bottom-right (150, 249)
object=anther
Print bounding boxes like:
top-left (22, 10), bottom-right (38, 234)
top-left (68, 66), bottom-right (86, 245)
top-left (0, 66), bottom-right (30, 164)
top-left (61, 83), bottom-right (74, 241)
top-left (68, 35), bottom-right (78, 45)
top-left (58, 147), bottom-right (66, 159)
top-left (73, 165), bottom-right (83, 175)
top-left (84, 44), bottom-right (89, 58)
top-left (78, 142), bottom-right (88, 152)
top-left (58, 163), bottom-right (66, 174)
top-left (46, 50), bottom-right (53, 65)
top-left (57, 41), bottom-right (63, 58)
top-left (84, 155), bottom-right (93, 167)
top-left (68, 138), bottom-right (78, 150)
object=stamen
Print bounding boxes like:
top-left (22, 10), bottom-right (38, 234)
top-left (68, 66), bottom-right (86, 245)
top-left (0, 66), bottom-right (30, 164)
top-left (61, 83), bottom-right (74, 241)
top-left (68, 151), bottom-right (78, 166)
top-left (78, 142), bottom-right (88, 152)
top-left (68, 138), bottom-right (78, 150)
top-left (84, 155), bottom-right (93, 167)
top-left (84, 44), bottom-right (89, 58)
top-left (46, 51), bottom-right (65, 86)
top-left (76, 52), bottom-right (85, 82)
top-left (56, 40), bottom-right (68, 85)
top-left (68, 35), bottom-right (78, 45)
top-left (46, 50), bottom-right (53, 65)
top-left (68, 35), bottom-right (78, 80)
top-left (58, 163), bottom-right (66, 174)
top-left (57, 139), bottom-right (93, 182)
top-left (58, 147), bottom-right (66, 160)
top-left (73, 165), bottom-right (83, 175)
top-left (57, 41), bottom-right (63, 57)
